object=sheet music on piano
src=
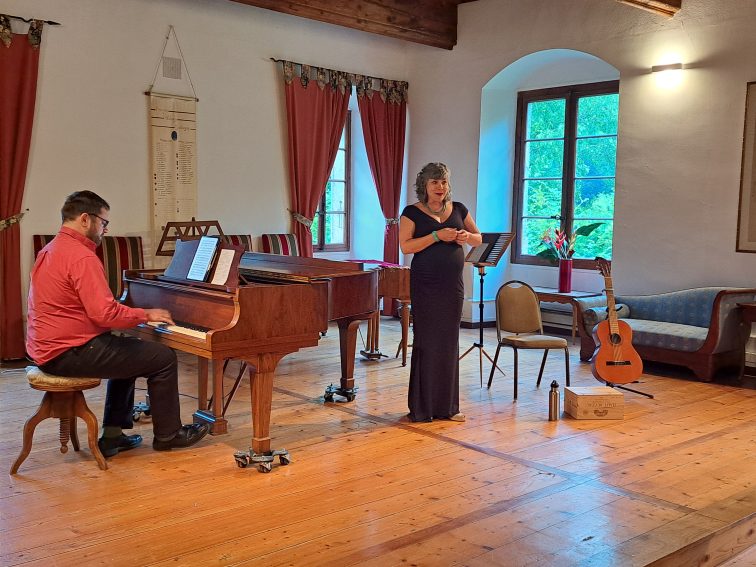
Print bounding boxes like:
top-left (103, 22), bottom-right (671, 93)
top-left (161, 237), bottom-right (243, 290)
top-left (465, 232), bottom-right (514, 267)
top-left (187, 236), bottom-right (220, 281)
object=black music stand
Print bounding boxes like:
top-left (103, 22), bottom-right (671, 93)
top-left (459, 233), bottom-right (514, 387)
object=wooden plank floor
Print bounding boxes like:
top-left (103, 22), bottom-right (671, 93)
top-left (2, 321), bottom-right (756, 566)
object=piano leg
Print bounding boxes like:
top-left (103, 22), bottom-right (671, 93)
top-left (233, 353), bottom-right (290, 473)
top-left (193, 359), bottom-right (228, 435)
top-left (325, 317), bottom-right (363, 402)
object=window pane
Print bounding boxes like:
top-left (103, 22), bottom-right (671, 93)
top-left (521, 217), bottom-right (555, 256)
top-left (331, 150), bottom-right (346, 181)
top-left (325, 181), bottom-right (346, 213)
top-left (325, 213), bottom-right (346, 245)
top-left (575, 137), bottom-right (617, 178)
top-left (524, 140), bottom-right (564, 178)
top-left (523, 179), bottom-right (562, 217)
top-left (526, 99), bottom-right (566, 139)
top-left (311, 214), bottom-right (319, 245)
top-left (574, 178), bottom-right (615, 219)
top-left (339, 128), bottom-right (346, 149)
top-left (577, 94), bottom-right (619, 137)
top-left (572, 219), bottom-right (613, 260)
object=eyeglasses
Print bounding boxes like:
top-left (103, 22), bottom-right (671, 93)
top-left (90, 213), bottom-right (110, 229)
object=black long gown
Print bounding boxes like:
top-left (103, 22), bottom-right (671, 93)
top-left (402, 201), bottom-right (468, 422)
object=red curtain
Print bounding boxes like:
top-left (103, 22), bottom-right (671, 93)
top-left (283, 66), bottom-right (350, 257)
top-left (357, 82), bottom-right (407, 265)
top-left (0, 28), bottom-right (42, 360)
top-left (358, 80), bottom-right (407, 315)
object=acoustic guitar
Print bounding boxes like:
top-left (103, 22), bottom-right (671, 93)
top-left (591, 257), bottom-right (643, 385)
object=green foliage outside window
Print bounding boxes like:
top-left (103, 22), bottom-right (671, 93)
top-left (313, 124), bottom-right (348, 249)
top-left (520, 92), bottom-right (618, 261)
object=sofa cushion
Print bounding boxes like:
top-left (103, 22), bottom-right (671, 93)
top-left (615, 288), bottom-right (723, 327)
top-left (622, 318), bottom-right (708, 352)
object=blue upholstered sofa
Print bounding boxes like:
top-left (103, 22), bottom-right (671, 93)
top-left (574, 287), bottom-right (756, 381)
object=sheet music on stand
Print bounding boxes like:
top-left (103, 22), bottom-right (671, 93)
top-left (465, 232), bottom-right (514, 267)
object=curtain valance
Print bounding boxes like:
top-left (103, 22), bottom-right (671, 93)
top-left (0, 15), bottom-right (44, 48)
top-left (279, 59), bottom-right (408, 104)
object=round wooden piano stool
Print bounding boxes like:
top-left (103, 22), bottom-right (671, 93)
top-left (10, 366), bottom-right (108, 474)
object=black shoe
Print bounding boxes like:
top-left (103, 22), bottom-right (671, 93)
top-left (152, 423), bottom-right (209, 451)
top-left (98, 433), bottom-right (143, 458)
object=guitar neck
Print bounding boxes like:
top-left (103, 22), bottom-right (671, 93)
top-left (604, 275), bottom-right (620, 334)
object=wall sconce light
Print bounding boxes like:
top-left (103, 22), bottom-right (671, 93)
top-left (651, 61), bottom-right (684, 88)
top-left (651, 62), bottom-right (684, 73)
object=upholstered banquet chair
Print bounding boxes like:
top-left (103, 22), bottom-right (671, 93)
top-left (260, 233), bottom-right (299, 256)
top-left (488, 280), bottom-right (570, 400)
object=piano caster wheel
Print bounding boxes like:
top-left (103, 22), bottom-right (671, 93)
top-left (132, 401), bottom-right (151, 422)
top-left (324, 384), bottom-right (358, 403)
top-left (234, 451), bottom-right (249, 468)
top-left (235, 449), bottom-right (289, 472)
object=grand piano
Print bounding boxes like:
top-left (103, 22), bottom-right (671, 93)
top-left (121, 250), bottom-right (377, 471)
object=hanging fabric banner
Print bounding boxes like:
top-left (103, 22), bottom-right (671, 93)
top-left (149, 93), bottom-right (197, 265)
top-left (146, 26), bottom-right (198, 266)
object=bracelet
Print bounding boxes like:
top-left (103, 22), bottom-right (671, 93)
top-left (431, 230), bottom-right (439, 242)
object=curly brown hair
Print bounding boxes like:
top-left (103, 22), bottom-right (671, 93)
top-left (414, 162), bottom-right (452, 204)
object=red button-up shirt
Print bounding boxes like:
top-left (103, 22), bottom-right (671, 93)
top-left (26, 226), bottom-right (147, 364)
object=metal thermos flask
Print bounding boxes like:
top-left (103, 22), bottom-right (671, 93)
top-left (548, 380), bottom-right (560, 421)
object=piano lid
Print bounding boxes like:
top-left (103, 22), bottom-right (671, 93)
top-left (239, 252), bottom-right (368, 281)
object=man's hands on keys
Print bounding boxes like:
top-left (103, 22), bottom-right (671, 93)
top-left (144, 308), bottom-right (175, 326)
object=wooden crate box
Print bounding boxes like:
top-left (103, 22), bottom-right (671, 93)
top-left (564, 386), bottom-right (624, 420)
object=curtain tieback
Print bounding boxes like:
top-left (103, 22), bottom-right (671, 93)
top-left (0, 211), bottom-right (26, 232)
top-left (289, 209), bottom-right (313, 230)
top-left (384, 217), bottom-right (399, 235)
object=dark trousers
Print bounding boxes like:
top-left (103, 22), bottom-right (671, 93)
top-left (40, 333), bottom-right (182, 438)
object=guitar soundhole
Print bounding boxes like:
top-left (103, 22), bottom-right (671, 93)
top-left (609, 333), bottom-right (622, 345)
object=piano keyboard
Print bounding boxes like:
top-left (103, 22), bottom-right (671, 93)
top-left (145, 321), bottom-right (208, 340)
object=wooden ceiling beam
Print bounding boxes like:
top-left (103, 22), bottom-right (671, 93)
top-left (615, 0), bottom-right (682, 17)
top-left (227, 0), bottom-right (461, 50)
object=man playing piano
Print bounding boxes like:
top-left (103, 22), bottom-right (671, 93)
top-left (26, 191), bottom-right (208, 458)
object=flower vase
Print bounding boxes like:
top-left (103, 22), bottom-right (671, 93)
top-left (558, 259), bottom-right (572, 293)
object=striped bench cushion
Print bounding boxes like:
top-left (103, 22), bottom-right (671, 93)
top-left (261, 233), bottom-right (299, 256)
top-left (224, 234), bottom-right (254, 251)
top-left (33, 235), bottom-right (144, 299)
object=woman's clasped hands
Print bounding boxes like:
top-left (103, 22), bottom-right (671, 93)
top-left (435, 228), bottom-right (472, 245)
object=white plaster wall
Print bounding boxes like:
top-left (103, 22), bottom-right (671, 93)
top-left (6, 0), bottom-right (408, 282)
top-left (405, 0), bottom-right (756, 321)
top-left (6, 0), bottom-right (756, 328)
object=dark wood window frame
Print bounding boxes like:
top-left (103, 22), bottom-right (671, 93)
top-left (314, 111), bottom-right (351, 252)
top-left (511, 80), bottom-right (619, 269)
